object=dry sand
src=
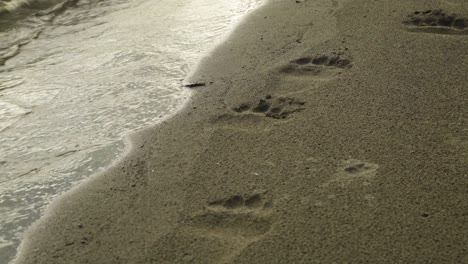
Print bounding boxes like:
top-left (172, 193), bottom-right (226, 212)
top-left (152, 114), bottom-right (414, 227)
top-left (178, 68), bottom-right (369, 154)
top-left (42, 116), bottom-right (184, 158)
top-left (14, 0), bottom-right (468, 263)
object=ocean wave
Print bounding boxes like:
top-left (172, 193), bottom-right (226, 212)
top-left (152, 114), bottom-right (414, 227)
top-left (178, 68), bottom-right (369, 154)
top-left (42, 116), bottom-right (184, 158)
top-left (0, 0), bottom-right (63, 14)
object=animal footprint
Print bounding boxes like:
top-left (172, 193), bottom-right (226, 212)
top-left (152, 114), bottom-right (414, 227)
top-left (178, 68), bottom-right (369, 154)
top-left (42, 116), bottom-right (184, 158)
top-left (232, 95), bottom-right (305, 119)
top-left (403, 9), bottom-right (468, 35)
top-left (188, 194), bottom-right (273, 239)
top-left (323, 159), bottom-right (379, 187)
top-left (184, 194), bottom-right (273, 263)
top-left (279, 53), bottom-right (351, 77)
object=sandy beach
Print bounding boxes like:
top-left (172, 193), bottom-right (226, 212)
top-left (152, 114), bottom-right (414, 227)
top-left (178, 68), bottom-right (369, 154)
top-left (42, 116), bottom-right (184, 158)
top-left (14, 0), bottom-right (467, 263)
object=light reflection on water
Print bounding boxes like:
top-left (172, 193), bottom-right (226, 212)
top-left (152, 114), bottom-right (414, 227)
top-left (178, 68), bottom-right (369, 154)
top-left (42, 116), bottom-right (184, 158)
top-left (0, 0), bottom-right (262, 262)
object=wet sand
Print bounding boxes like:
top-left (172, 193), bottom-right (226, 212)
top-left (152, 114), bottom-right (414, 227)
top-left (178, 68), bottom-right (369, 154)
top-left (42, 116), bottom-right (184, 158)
top-left (15, 0), bottom-right (468, 263)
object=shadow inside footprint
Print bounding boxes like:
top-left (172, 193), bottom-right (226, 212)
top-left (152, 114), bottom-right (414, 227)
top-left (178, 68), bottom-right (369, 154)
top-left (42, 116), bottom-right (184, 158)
top-left (212, 195), bottom-right (245, 209)
top-left (343, 163), bottom-right (372, 174)
top-left (252, 99), bottom-right (271, 113)
top-left (340, 160), bottom-right (378, 178)
top-left (292, 57), bottom-right (312, 64)
top-left (403, 9), bottom-right (468, 34)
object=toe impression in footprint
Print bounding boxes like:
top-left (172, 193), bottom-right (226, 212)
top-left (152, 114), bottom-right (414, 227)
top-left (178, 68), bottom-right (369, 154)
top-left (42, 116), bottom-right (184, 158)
top-left (403, 9), bottom-right (468, 35)
top-left (279, 53), bottom-right (352, 77)
top-left (233, 95), bottom-right (305, 119)
top-left (187, 193), bottom-right (273, 239)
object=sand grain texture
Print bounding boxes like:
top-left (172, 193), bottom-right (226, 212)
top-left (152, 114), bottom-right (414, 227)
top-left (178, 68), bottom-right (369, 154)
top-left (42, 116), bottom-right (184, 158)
top-left (15, 0), bottom-right (468, 263)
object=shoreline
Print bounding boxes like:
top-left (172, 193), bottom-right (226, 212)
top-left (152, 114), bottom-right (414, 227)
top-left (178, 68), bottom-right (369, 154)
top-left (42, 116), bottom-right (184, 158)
top-left (1, 1), bottom-right (264, 262)
top-left (15, 0), bottom-right (468, 263)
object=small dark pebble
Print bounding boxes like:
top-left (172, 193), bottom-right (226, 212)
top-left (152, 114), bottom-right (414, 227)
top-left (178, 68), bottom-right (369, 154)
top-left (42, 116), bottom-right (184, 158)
top-left (421, 213), bottom-right (429, 218)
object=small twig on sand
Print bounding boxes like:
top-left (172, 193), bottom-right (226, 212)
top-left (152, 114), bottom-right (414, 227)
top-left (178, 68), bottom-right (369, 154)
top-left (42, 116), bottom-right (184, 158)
top-left (183, 82), bottom-right (206, 88)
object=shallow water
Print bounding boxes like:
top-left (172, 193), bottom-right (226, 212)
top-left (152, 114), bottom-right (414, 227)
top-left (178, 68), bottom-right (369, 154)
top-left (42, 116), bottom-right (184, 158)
top-left (0, 0), bottom-right (262, 262)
